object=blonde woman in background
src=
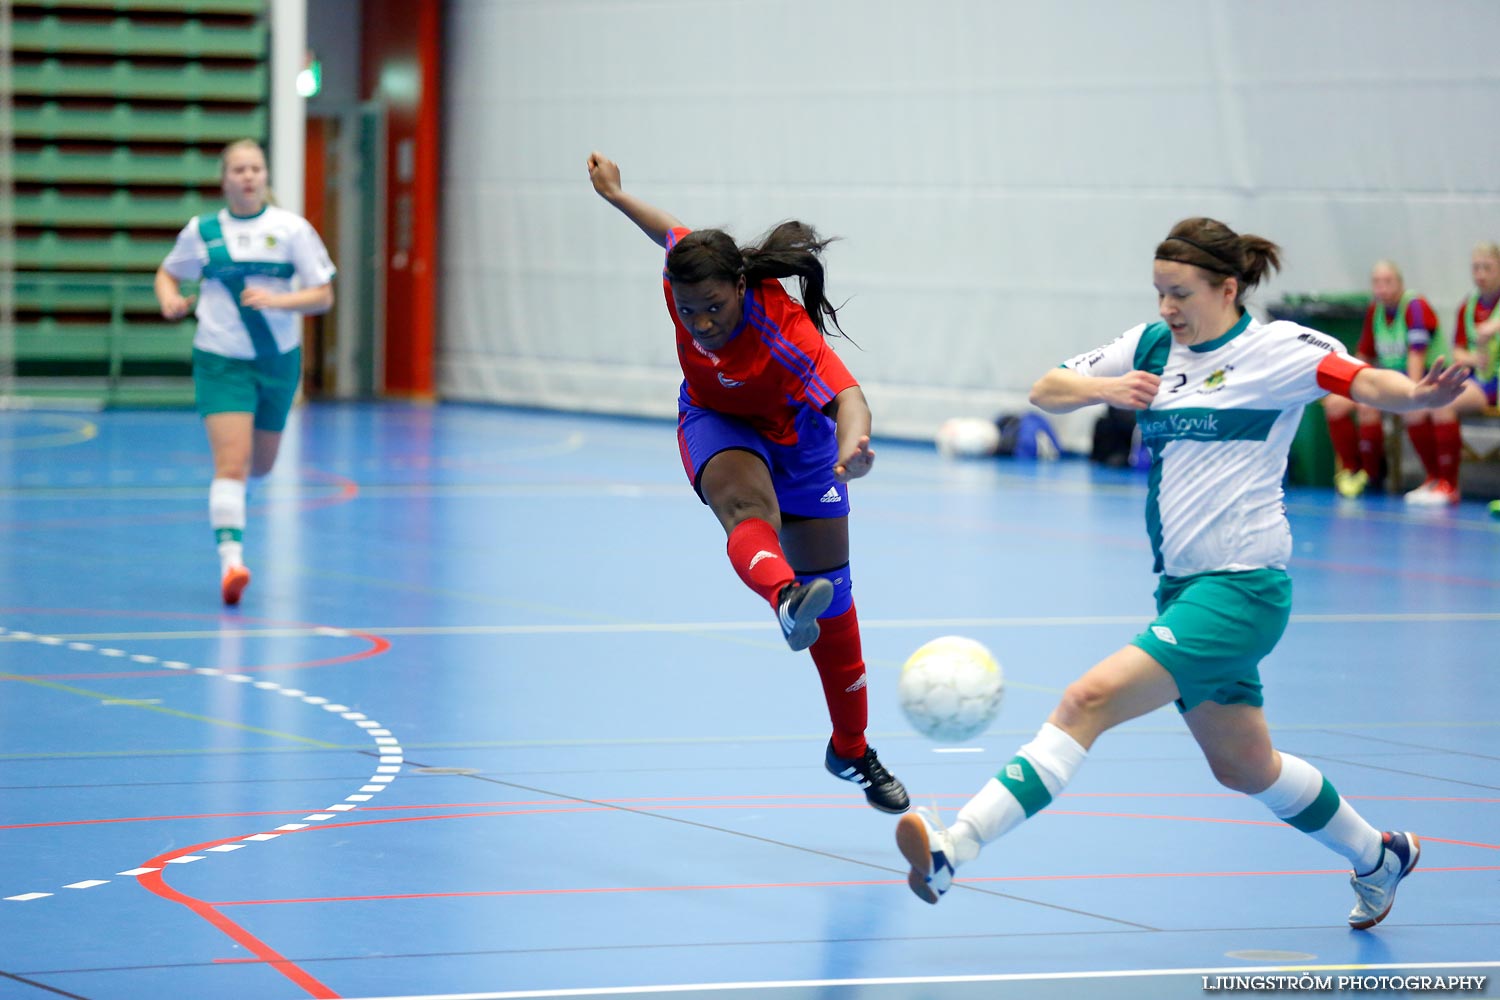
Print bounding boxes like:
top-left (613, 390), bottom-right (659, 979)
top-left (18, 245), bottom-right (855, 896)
top-left (154, 139), bottom-right (336, 604)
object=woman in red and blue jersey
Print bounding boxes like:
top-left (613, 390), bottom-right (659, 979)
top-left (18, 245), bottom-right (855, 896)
top-left (587, 152), bottom-right (908, 814)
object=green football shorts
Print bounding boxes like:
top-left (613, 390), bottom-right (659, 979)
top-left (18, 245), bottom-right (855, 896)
top-left (1130, 567), bottom-right (1293, 713)
top-left (193, 347), bottom-right (302, 432)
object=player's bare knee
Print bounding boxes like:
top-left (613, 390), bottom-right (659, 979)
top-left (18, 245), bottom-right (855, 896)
top-left (715, 494), bottom-right (778, 530)
top-left (1054, 676), bottom-right (1114, 729)
top-left (1205, 750), bottom-right (1276, 794)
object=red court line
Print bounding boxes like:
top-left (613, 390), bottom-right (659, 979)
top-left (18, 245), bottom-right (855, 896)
top-left (1294, 556), bottom-right (1500, 591)
top-left (211, 864), bottom-right (1500, 908)
top-left (1045, 809), bottom-right (1281, 828)
top-left (122, 804), bottom-right (1500, 987)
top-left (137, 837), bottom-right (340, 999)
top-left (969, 865), bottom-right (1500, 883)
top-left (192, 809), bottom-right (1500, 908)
top-left (13, 797), bottom-right (1500, 836)
top-left (1421, 836), bottom-right (1500, 850)
top-left (1063, 792), bottom-right (1500, 804)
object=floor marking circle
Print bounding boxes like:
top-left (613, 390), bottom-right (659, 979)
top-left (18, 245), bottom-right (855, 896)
top-left (1, 623), bottom-right (402, 903)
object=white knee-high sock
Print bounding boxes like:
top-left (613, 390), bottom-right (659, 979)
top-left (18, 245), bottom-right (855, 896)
top-left (949, 723), bottom-right (1088, 864)
top-left (1253, 752), bottom-right (1383, 874)
top-left (210, 477), bottom-right (246, 574)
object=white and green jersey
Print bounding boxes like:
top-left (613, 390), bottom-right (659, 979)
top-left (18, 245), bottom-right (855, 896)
top-left (162, 205), bottom-right (336, 360)
top-left (1062, 313), bottom-right (1356, 577)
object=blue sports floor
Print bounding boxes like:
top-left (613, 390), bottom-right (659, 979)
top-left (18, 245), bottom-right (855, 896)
top-left (1, 402), bottom-right (1496, 1000)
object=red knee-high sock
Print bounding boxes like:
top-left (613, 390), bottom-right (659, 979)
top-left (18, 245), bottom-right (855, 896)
top-left (1326, 413), bottom-right (1359, 472)
top-left (1434, 420), bottom-right (1462, 487)
top-left (726, 518), bottom-right (795, 608)
top-left (809, 603), bottom-right (868, 759)
top-left (1407, 419), bottom-right (1439, 481)
top-left (1357, 421), bottom-right (1385, 479)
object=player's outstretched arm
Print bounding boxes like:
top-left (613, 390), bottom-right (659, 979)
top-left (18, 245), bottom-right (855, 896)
top-left (587, 152), bottom-right (681, 249)
top-left (1030, 368), bottom-right (1160, 414)
top-left (827, 386), bottom-right (875, 482)
top-left (1350, 357), bottom-right (1472, 413)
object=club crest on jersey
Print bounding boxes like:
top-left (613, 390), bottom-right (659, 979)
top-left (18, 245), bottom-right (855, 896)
top-left (717, 372), bottom-right (745, 388)
top-left (1196, 366), bottom-right (1234, 394)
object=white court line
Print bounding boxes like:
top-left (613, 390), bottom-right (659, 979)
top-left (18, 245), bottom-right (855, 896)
top-left (18, 610), bottom-right (1500, 643)
top-left (339, 960), bottom-right (1500, 1000)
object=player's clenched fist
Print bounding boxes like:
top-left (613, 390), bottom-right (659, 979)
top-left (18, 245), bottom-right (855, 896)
top-left (1103, 370), bottom-right (1162, 410)
top-left (587, 152), bottom-right (622, 201)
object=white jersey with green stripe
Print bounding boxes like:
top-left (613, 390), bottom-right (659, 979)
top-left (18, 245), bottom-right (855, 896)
top-left (162, 205), bottom-right (336, 360)
top-left (1062, 313), bottom-right (1350, 577)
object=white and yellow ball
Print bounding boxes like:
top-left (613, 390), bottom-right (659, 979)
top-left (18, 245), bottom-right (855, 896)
top-left (898, 636), bottom-right (1004, 742)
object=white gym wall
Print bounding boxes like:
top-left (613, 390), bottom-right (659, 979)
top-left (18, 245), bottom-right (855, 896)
top-left (440, 0), bottom-right (1500, 448)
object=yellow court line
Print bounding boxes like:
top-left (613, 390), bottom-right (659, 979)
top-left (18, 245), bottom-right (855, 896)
top-left (0, 415), bottom-right (99, 450)
top-left (3, 711), bottom-right (1498, 762)
top-left (0, 673), bottom-right (342, 749)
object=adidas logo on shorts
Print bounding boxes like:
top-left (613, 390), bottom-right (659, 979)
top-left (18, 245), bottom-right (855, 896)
top-left (819, 487), bottom-right (841, 503)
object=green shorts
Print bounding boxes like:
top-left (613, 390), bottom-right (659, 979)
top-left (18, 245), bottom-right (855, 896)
top-left (193, 347), bottom-right (302, 432)
top-left (1130, 568), bottom-right (1292, 713)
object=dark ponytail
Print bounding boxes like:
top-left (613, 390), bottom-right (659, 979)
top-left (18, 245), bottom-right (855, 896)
top-left (1154, 217), bottom-right (1281, 304)
top-left (666, 221), bottom-right (848, 338)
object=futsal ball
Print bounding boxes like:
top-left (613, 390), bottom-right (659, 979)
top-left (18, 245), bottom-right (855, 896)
top-left (898, 636), bottom-right (1004, 742)
top-left (935, 417), bottom-right (1000, 458)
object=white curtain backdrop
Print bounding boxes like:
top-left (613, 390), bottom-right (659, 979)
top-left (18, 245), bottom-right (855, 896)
top-left (439, 0), bottom-right (1500, 449)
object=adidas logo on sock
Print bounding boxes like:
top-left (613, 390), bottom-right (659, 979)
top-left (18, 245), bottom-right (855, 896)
top-left (749, 550), bottom-right (776, 571)
top-left (819, 487), bottom-right (841, 503)
top-left (845, 673), bottom-right (867, 693)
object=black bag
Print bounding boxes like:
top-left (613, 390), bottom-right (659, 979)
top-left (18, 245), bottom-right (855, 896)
top-left (994, 415), bottom-right (1022, 456)
top-left (1091, 407), bottom-right (1136, 467)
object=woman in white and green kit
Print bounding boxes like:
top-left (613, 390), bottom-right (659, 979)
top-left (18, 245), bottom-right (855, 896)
top-left (154, 139), bottom-right (336, 604)
top-left (896, 217), bottom-right (1473, 929)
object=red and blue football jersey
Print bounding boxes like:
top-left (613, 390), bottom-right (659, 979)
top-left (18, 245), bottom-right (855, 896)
top-left (664, 227), bottom-right (856, 446)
